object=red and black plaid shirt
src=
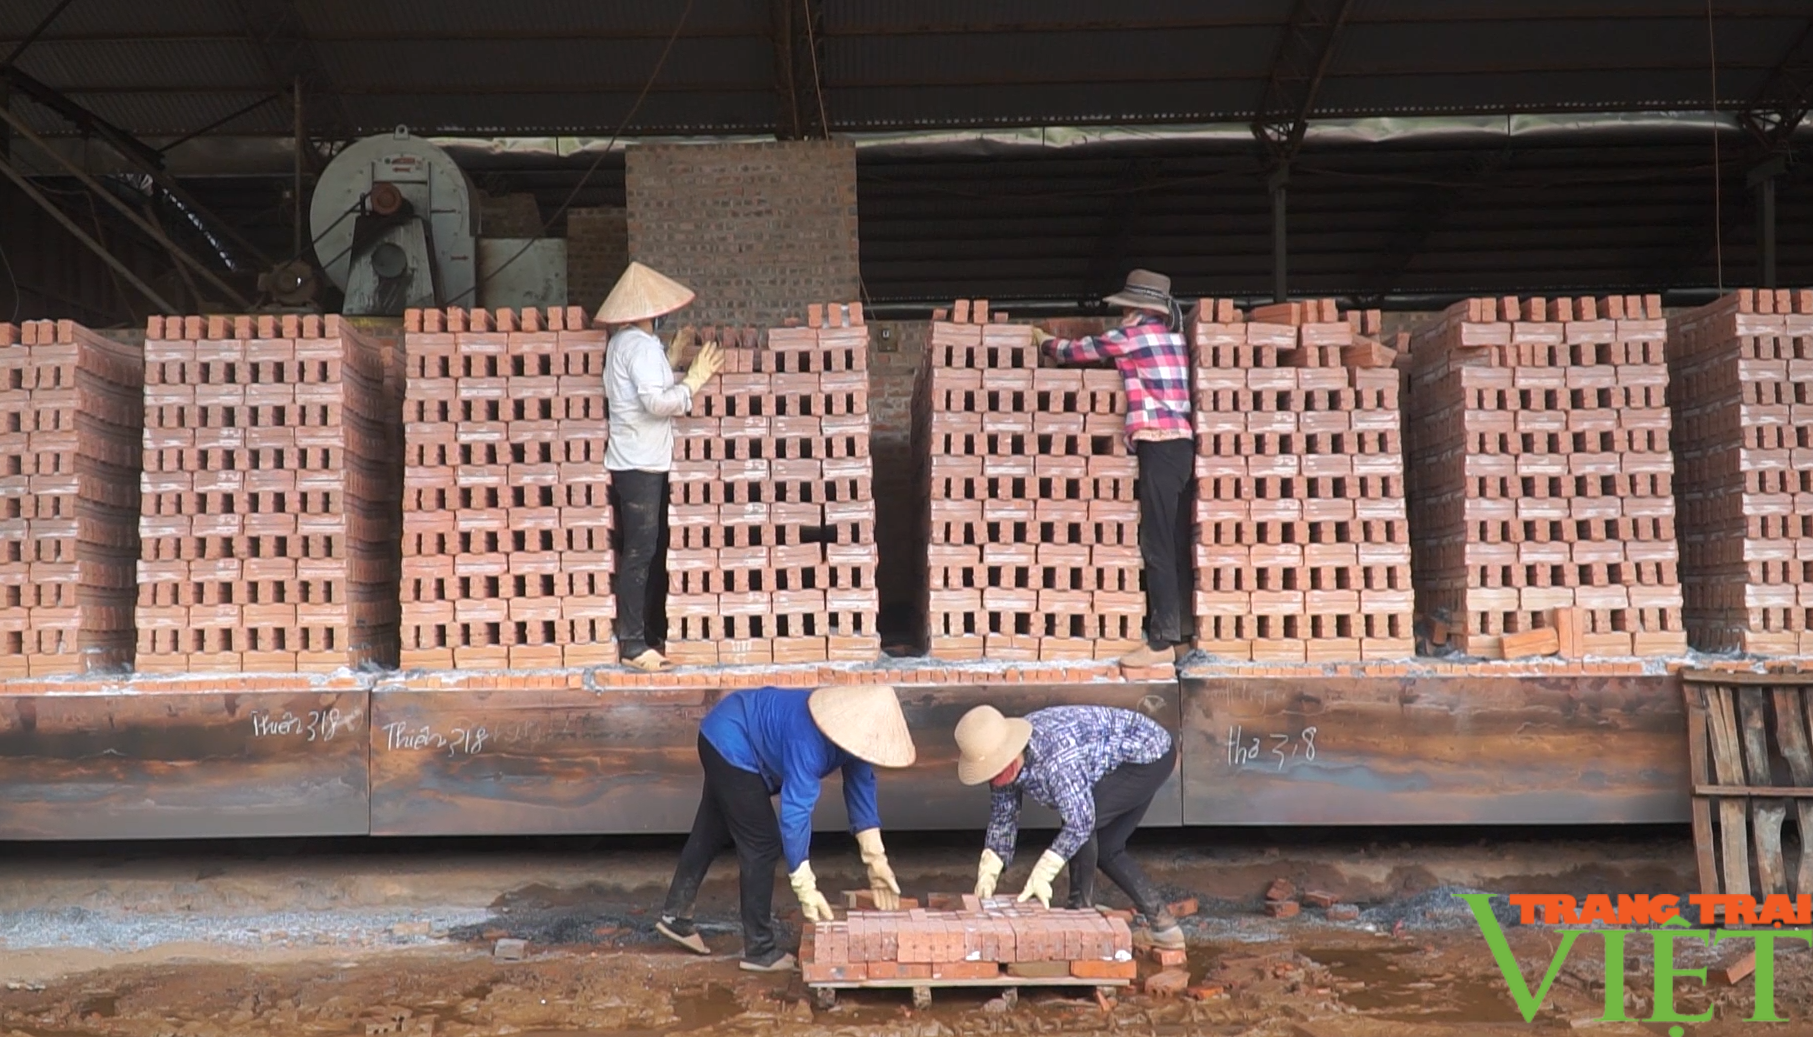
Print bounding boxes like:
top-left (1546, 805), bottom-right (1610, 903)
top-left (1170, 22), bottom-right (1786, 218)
top-left (1045, 316), bottom-right (1193, 445)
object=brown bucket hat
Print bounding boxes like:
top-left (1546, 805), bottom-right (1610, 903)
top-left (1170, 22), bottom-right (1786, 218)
top-left (1103, 269), bottom-right (1174, 314)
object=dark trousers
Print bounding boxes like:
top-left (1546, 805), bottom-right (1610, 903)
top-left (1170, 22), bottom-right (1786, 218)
top-left (1065, 741), bottom-right (1178, 918)
top-left (1137, 438), bottom-right (1196, 648)
top-left (609, 468), bottom-right (669, 657)
top-left (662, 735), bottom-right (784, 958)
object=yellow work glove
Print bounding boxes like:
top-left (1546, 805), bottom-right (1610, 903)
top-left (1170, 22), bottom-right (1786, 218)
top-left (1029, 326), bottom-right (1054, 346)
top-left (680, 342), bottom-right (722, 394)
top-left (666, 325), bottom-right (697, 368)
top-left (789, 860), bottom-right (835, 922)
top-left (975, 848), bottom-right (1005, 899)
top-left (1017, 849), bottom-right (1067, 908)
top-left (855, 828), bottom-right (901, 910)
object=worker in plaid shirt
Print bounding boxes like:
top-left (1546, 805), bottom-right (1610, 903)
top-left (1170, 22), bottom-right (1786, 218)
top-left (953, 703), bottom-right (1185, 949)
top-left (1033, 269), bottom-right (1195, 669)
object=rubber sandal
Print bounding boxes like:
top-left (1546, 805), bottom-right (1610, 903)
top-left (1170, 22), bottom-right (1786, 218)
top-left (623, 649), bottom-right (673, 672)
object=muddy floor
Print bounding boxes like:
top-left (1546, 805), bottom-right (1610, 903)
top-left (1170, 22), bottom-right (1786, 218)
top-left (1, 829), bottom-right (1808, 1036)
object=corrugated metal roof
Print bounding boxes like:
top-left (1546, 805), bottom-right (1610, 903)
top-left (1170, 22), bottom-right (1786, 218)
top-left (314, 38), bottom-right (771, 91)
top-left (298, 0), bottom-right (761, 38)
top-left (1, 1), bottom-right (1809, 137)
top-left (13, 90), bottom-right (289, 137)
top-left (0, 0), bottom-right (243, 37)
top-left (824, 0), bottom-right (1289, 34)
top-left (339, 92), bottom-right (776, 136)
top-left (15, 39), bottom-right (273, 92)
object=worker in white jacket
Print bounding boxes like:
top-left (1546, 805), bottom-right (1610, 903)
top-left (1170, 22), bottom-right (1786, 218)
top-left (598, 262), bottom-right (722, 671)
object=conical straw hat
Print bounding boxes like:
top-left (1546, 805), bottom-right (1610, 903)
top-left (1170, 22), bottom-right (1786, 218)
top-left (808, 684), bottom-right (916, 768)
top-left (595, 261), bottom-right (696, 325)
top-left (953, 705), bottom-right (1034, 785)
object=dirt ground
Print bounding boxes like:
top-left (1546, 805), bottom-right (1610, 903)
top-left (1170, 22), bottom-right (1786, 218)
top-left (1, 829), bottom-right (1810, 1036)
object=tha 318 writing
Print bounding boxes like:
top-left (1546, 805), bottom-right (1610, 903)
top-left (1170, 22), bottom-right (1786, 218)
top-left (1226, 725), bottom-right (1318, 770)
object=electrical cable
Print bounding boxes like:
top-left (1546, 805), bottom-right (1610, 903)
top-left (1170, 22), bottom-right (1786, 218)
top-left (448, 0), bottom-right (696, 307)
top-left (0, 238), bottom-right (19, 323)
top-left (1707, 0), bottom-right (1724, 292)
top-left (803, 0), bottom-right (830, 137)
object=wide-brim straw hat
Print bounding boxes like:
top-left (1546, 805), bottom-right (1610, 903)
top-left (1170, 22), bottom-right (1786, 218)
top-left (808, 685), bottom-right (917, 768)
top-left (595, 261), bottom-right (696, 325)
top-left (954, 705), bottom-right (1034, 786)
top-left (1103, 268), bottom-right (1174, 313)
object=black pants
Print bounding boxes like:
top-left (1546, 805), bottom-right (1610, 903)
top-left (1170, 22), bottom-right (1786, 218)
top-left (1065, 741), bottom-right (1178, 918)
top-left (662, 734), bottom-right (784, 958)
top-left (1137, 438), bottom-right (1196, 649)
top-left (609, 468), bottom-right (669, 658)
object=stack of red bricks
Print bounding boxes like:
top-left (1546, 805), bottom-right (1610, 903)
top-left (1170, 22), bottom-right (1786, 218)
top-left (801, 899), bottom-right (1136, 984)
top-left (1669, 288), bottom-right (1813, 655)
top-left (399, 306), bottom-right (615, 669)
top-left (665, 303), bottom-right (879, 665)
top-left (1406, 296), bottom-right (1686, 658)
top-left (0, 320), bottom-right (142, 676)
top-left (914, 301), bottom-right (1143, 661)
top-left (1191, 299), bottom-right (1415, 662)
top-left (136, 314), bottom-right (397, 672)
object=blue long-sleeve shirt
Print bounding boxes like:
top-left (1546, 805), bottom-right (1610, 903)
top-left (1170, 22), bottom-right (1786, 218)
top-left (699, 686), bottom-right (882, 870)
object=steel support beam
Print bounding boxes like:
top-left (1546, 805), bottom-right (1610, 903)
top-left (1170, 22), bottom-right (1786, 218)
top-left (0, 103), bottom-right (250, 308)
top-left (2, 0), bottom-right (79, 69)
top-left (1748, 155), bottom-right (1787, 289)
top-left (1739, 16), bottom-right (1813, 149)
top-left (1643, 11), bottom-right (1813, 293)
top-left (232, 0), bottom-right (352, 152)
top-left (0, 150), bottom-right (175, 312)
top-left (0, 66), bottom-right (269, 268)
top-left (771, 0), bottom-right (827, 139)
top-left (1268, 168), bottom-right (1288, 304)
top-left (1249, 0), bottom-right (1352, 169)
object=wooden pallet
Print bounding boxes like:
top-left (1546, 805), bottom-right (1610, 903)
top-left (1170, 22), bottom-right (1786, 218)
top-left (808, 975), bottom-right (1128, 1010)
top-left (1683, 670), bottom-right (1813, 903)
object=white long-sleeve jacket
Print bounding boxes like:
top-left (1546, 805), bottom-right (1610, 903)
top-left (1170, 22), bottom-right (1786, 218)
top-left (603, 325), bottom-right (693, 473)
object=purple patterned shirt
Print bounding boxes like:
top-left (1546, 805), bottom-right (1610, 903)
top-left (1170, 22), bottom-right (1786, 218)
top-left (985, 706), bottom-right (1174, 864)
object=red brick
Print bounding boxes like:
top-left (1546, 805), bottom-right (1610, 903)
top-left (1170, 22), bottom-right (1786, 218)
top-left (1071, 960), bottom-right (1138, 980)
top-left (802, 962), bottom-right (867, 983)
top-left (1145, 970), bottom-right (1190, 997)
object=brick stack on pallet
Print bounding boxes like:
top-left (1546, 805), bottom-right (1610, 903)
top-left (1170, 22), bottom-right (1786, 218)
top-left (399, 306), bottom-right (615, 669)
top-left (136, 314), bottom-right (397, 673)
top-left (913, 302), bottom-right (1143, 661)
top-left (0, 320), bottom-right (142, 676)
top-left (1190, 299), bottom-right (1415, 662)
top-left (1406, 296), bottom-right (1686, 658)
top-left (1669, 288), bottom-right (1813, 655)
top-left (801, 900), bottom-right (1135, 984)
top-left (665, 303), bottom-right (879, 665)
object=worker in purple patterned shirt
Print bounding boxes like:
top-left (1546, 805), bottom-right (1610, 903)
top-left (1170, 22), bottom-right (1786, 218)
top-left (953, 703), bottom-right (1184, 949)
top-left (1034, 269), bottom-right (1195, 669)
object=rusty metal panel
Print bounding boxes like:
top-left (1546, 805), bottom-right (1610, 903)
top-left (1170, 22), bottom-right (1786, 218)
top-left (0, 686), bottom-right (370, 839)
top-left (369, 683), bottom-right (1179, 836)
top-left (1180, 675), bottom-right (1689, 825)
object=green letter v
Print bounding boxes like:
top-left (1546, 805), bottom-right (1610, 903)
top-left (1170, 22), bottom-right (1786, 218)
top-left (1455, 892), bottom-right (1580, 1023)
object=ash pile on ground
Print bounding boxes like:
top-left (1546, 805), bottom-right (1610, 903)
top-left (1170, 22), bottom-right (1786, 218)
top-left (1356, 887), bottom-right (1522, 931)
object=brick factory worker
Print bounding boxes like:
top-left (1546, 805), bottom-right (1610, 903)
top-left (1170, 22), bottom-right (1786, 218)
top-left (954, 703), bottom-right (1185, 950)
top-left (1033, 269), bottom-right (1194, 669)
top-left (655, 684), bottom-right (917, 972)
top-left (598, 262), bottom-right (723, 672)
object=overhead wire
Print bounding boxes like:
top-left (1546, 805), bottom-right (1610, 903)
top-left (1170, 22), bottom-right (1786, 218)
top-left (448, 0), bottom-right (697, 307)
top-left (1707, 0), bottom-right (1724, 292)
top-left (0, 238), bottom-right (18, 323)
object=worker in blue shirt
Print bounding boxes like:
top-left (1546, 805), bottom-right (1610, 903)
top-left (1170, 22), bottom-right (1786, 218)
top-left (655, 684), bottom-right (916, 971)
